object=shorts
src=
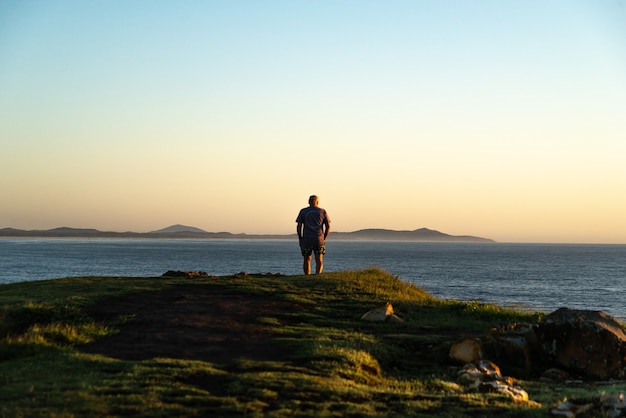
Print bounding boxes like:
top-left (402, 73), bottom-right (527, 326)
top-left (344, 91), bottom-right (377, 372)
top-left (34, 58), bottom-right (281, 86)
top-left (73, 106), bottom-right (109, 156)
top-left (300, 241), bottom-right (326, 257)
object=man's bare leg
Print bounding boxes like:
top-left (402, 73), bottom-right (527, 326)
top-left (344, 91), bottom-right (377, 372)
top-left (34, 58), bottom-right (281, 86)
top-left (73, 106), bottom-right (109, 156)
top-left (303, 255), bottom-right (312, 275)
top-left (315, 253), bottom-right (323, 274)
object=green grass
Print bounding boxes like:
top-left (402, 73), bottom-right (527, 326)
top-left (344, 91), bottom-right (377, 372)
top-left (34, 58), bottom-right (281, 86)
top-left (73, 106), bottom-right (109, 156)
top-left (1, 268), bottom-right (624, 417)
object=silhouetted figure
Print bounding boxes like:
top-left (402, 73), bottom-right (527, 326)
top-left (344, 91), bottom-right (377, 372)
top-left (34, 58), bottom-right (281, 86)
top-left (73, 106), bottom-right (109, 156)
top-left (296, 195), bottom-right (331, 274)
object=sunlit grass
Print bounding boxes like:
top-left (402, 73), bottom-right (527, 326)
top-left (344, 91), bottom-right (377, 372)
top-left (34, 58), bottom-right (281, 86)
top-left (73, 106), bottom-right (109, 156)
top-left (0, 268), bottom-right (616, 417)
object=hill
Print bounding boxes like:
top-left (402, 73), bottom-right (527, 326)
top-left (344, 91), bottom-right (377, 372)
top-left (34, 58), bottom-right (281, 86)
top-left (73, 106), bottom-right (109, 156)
top-left (0, 225), bottom-right (494, 242)
top-left (332, 227), bottom-right (493, 242)
top-left (150, 224), bottom-right (208, 234)
top-left (0, 269), bottom-right (561, 416)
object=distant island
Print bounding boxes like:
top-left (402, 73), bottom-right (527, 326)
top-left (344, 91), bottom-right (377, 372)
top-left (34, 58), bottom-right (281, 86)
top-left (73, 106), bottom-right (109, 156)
top-left (0, 224), bottom-right (494, 242)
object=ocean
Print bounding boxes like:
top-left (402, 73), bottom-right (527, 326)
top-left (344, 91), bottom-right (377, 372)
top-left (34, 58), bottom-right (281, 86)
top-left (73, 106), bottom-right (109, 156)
top-left (1, 238), bottom-right (625, 319)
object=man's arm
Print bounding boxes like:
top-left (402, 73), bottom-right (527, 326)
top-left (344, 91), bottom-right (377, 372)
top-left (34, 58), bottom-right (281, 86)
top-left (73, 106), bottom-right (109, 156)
top-left (323, 219), bottom-right (330, 240)
top-left (297, 222), bottom-right (304, 240)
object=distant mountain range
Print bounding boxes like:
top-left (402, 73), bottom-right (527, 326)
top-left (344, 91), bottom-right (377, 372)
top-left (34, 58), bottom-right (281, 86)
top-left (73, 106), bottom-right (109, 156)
top-left (0, 224), bottom-right (494, 242)
top-left (334, 228), bottom-right (494, 242)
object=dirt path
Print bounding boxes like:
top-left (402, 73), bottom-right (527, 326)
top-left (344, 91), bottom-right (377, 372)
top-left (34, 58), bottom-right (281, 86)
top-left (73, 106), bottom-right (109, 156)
top-left (80, 285), bottom-right (302, 364)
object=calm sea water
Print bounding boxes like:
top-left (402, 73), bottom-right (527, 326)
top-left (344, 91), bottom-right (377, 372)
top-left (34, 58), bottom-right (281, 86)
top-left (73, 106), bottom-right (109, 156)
top-left (1, 238), bottom-right (625, 319)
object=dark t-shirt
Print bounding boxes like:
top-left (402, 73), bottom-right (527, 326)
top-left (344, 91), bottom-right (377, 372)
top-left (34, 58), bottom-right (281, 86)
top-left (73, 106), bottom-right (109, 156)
top-left (296, 206), bottom-right (330, 246)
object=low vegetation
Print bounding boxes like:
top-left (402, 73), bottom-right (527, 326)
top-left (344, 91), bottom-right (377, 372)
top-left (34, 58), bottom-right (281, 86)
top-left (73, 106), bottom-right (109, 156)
top-left (1, 268), bottom-right (624, 417)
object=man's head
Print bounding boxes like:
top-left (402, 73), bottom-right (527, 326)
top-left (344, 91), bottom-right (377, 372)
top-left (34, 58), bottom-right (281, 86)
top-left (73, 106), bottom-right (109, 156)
top-left (308, 195), bottom-right (319, 206)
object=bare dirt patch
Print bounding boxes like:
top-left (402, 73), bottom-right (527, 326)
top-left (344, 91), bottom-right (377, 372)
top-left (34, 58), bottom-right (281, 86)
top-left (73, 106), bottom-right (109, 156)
top-left (79, 285), bottom-right (302, 364)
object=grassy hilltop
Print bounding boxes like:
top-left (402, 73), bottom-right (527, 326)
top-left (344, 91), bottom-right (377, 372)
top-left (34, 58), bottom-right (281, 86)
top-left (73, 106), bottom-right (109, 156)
top-left (0, 269), bottom-right (623, 417)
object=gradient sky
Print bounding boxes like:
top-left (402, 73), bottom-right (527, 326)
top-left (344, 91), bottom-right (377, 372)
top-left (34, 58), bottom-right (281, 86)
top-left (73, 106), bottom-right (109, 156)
top-left (1, 1), bottom-right (625, 243)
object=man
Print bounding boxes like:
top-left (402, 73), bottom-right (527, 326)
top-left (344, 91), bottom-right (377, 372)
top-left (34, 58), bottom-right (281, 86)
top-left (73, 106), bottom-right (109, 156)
top-left (296, 195), bottom-right (331, 274)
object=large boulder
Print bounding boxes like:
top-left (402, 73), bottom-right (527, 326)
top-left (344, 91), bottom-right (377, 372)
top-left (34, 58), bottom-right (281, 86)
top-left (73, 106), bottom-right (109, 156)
top-left (536, 308), bottom-right (626, 380)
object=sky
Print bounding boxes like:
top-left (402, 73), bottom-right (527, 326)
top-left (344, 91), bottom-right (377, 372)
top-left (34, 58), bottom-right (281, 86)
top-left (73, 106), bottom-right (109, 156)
top-left (1, 1), bottom-right (625, 243)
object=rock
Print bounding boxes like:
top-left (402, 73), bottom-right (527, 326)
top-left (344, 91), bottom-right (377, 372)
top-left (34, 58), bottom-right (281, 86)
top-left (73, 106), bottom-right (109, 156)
top-left (477, 359), bottom-right (502, 379)
top-left (550, 400), bottom-right (594, 417)
top-left (550, 392), bottom-right (626, 417)
top-left (457, 360), bottom-right (503, 387)
top-left (601, 392), bottom-right (626, 418)
top-left (361, 302), bottom-right (392, 321)
top-left (450, 338), bottom-right (483, 363)
top-left (536, 308), bottom-right (626, 380)
top-left (540, 368), bottom-right (573, 383)
top-left (488, 323), bottom-right (538, 372)
top-left (361, 302), bottom-right (404, 323)
top-left (387, 314), bottom-right (405, 323)
top-left (162, 270), bottom-right (211, 279)
top-left (458, 360), bottom-right (531, 403)
top-left (478, 380), bottom-right (529, 402)
top-left (458, 367), bottom-right (481, 386)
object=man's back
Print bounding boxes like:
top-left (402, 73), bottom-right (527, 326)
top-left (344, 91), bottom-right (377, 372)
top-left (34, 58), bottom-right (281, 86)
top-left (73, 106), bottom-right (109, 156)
top-left (296, 206), bottom-right (330, 244)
